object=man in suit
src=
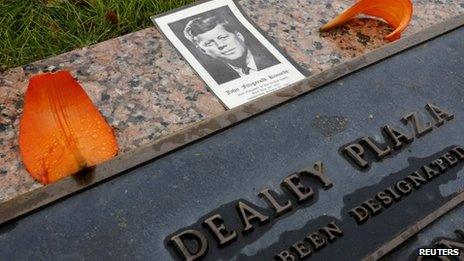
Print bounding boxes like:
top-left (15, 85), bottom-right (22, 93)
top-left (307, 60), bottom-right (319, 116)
top-left (183, 14), bottom-right (279, 84)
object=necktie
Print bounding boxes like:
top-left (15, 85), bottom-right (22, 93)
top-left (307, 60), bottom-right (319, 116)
top-left (242, 67), bottom-right (251, 75)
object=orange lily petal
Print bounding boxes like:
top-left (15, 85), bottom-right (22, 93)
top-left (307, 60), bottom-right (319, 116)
top-left (19, 71), bottom-right (118, 184)
top-left (320, 0), bottom-right (413, 41)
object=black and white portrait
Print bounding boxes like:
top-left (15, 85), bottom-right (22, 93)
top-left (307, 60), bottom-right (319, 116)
top-left (169, 7), bottom-right (280, 84)
top-left (153, 0), bottom-right (306, 109)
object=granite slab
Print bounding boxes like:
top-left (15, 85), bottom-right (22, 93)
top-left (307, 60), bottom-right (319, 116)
top-left (0, 0), bottom-right (463, 203)
top-left (1, 26), bottom-right (463, 260)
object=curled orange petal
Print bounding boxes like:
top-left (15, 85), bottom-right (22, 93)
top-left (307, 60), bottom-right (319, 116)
top-left (320, 0), bottom-right (413, 41)
top-left (19, 71), bottom-right (118, 184)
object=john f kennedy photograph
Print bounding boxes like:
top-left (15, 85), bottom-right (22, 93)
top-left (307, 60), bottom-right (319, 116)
top-left (170, 6), bottom-right (280, 85)
top-left (152, 0), bottom-right (307, 109)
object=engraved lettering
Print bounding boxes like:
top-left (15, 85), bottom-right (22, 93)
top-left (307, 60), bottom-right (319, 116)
top-left (282, 174), bottom-right (314, 204)
top-left (395, 180), bottom-right (412, 195)
top-left (291, 241), bottom-right (312, 259)
top-left (300, 161), bottom-right (333, 189)
top-left (169, 229), bottom-right (208, 261)
top-left (275, 250), bottom-right (296, 261)
top-left (349, 206), bottom-right (370, 225)
top-left (422, 165), bottom-right (440, 180)
top-left (236, 201), bottom-right (270, 234)
top-left (345, 146), bottom-right (464, 230)
top-left (425, 103), bottom-right (454, 126)
top-left (406, 171), bottom-right (428, 189)
top-left (431, 158), bottom-right (447, 172)
top-left (259, 188), bottom-right (292, 218)
top-left (362, 198), bottom-right (383, 215)
top-left (452, 146), bottom-right (464, 160)
top-left (342, 143), bottom-right (369, 169)
top-left (402, 112), bottom-right (433, 137)
top-left (385, 186), bottom-right (402, 202)
top-left (383, 125), bottom-right (414, 150)
top-left (375, 191), bottom-right (393, 207)
top-left (274, 222), bottom-right (343, 259)
top-left (360, 136), bottom-right (392, 160)
top-left (442, 152), bottom-right (459, 167)
top-left (306, 232), bottom-right (326, 250)
top-left (340, 104), bottom-right (456, 170)
top-left (319, 222), bottom-right (343, 242)
top-left (202, 214), bottom-right (237, 248)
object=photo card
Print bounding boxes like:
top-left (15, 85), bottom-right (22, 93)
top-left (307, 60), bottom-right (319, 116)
top-left (152, 0), bottom-right (307, 108)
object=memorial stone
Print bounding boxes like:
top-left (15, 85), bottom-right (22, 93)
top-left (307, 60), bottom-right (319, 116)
top-left (0, 23), bottom-right (463, 260)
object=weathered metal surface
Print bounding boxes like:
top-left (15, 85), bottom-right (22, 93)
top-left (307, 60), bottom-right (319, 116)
top-left (0, 21), bottom-right (463, 261)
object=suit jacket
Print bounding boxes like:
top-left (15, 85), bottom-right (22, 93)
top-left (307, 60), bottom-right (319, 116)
top-left (203, 41), bottom-right (280, 85)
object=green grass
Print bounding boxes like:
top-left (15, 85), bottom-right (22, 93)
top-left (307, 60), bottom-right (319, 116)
top-left (0, 0), bottom-right (195, 71)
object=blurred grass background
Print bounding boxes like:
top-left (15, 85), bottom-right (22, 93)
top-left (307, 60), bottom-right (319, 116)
top-left (0, 0), bottom-right (195, 71)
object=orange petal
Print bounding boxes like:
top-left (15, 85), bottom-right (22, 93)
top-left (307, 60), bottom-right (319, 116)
top-left (19, 71), bottom-right (118, 184)
top-left (320, 0), bottom-right (413, 41)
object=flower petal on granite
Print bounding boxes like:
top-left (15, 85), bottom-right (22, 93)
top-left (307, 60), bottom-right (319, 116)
top-left (19, 71), bottom-right (118, 184)
top-left (320, 0), bottom-right (413, 41)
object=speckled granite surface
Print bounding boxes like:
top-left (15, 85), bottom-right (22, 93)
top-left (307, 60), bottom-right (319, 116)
top-left (0, 0), bottom-right (463, 202)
